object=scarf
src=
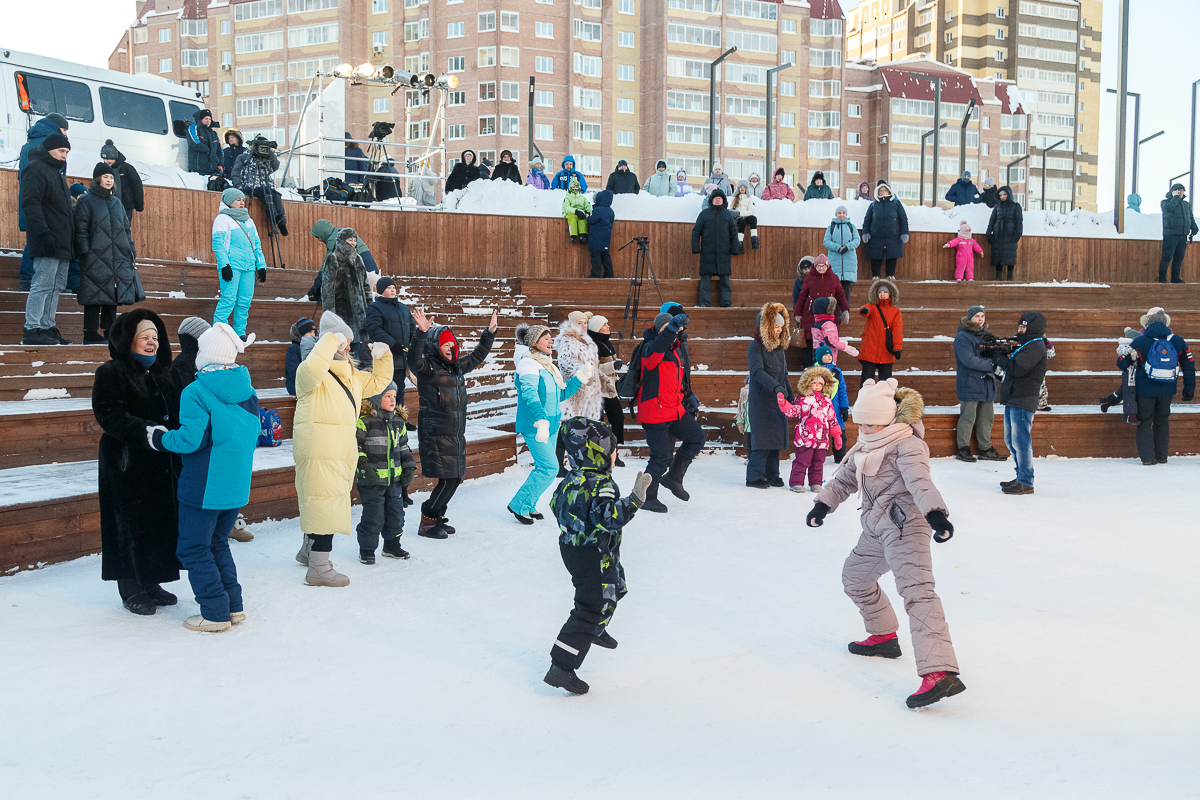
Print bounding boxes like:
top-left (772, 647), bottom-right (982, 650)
top-left (219, 205), bottom-right (250, 222)
top-left (521, 348), bottom-right (565, 389)
top-left (132, 352), bottom-right (158, 370)
top-left (588, 330), bottom-right (615, 359)
top-left (848, 423), bottom-right (914, 495)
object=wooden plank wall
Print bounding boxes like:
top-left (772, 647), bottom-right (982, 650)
top-left (3, 168), bottom-right (1195, 282)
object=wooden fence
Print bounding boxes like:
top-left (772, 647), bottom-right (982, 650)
top-left (3, 168), bottom-right (1195, 283)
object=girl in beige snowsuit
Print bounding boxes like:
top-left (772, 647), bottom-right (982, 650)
top-left (806, 378), bottom-right (966, 709)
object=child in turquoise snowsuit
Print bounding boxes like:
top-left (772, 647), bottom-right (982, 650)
top-left (562, 176), bottom-right (592, 244)
top-left (211, 187), bottom-right (266, 337)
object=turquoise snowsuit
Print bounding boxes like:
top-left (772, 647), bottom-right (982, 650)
top-left (510, 347), bottom-right (583, 516)
top-left (211, 206), bottom-right (266, 336)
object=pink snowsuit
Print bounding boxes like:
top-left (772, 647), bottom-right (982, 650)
top-left (778, 392), bottom-right (841, 487)
top-left (811, 314), bottom-right (860, 364)
top-left (945, 235), bottom-right (984, 280)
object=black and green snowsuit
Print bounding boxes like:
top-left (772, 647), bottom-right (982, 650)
top-left (355, 399), bottom-right (416, 552)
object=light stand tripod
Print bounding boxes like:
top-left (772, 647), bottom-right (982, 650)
top-left (616, 236), bottom-right (663, 340)
top-left (364, 138), bottom-right (400, 201)
top-left (258, 184), bottom-right (286, 271)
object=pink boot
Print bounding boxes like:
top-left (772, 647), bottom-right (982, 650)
top-left (906, 671), bottom-right (967, 708)
top-left (848, 632), bottom-right (901, 659)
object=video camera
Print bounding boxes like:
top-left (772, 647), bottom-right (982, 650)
top-left (250, 135), bottom-right (277, 158)
top-left (369, 121), bottom-right (395, 141)
top-left (979, 330), bottom-right (1020, 358)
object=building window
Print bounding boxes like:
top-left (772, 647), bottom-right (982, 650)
top-left (809, 79), bottom-right (841, 98)
top-left (780, 49), bottom-right (796, 65)
top-left (535, 123), bottom-right (553, 141)
top-left (780, 112), bottom-right (795, 127)
top-left (782, 19), bottom-right (796, 35)
top-left (373, 31), bottom-right (390, 49)
top-left (498, 81), bottom-right (519, 101)
top-left (403, 20), bottom-right (429, 42)
top-left (236, 0), bottom-right (283, 20)
top-left (809, 18), bottom-right (842, 36)
top-left (404, 54), bottom-right (430, 73)
top-left (373, 97), bottom-right (389, 114)
top-left (945, 10), bottom-right (953, 22)
top-left (478, 47), bottom-right (496, 67)
top-left (809, 49), bottom-right (841, 68)
top-left (995, 50), bottom-right (1005, 61)
top-left (945, 32), bottom-right (955, 44)
top-left (479, 11), bottom-right (496, 32)
top-left (289, 23), bottom-right (338, 46)
top-left (499, 11), bottom-right (519, 31)
top-left (915, 32), bottom-right (934, 47)
top-left (573, 121), bottom-right (601, 141)
top-left (726, 95), bottom-right (767, 117)
top-left (535, 90), bottom-right (553, 107)
top-left (617, 130), bottom-right (634, 147)
top-left (574, 54), bottom-right (602, 76)
top-left (447, 91), bottom-right (465, 106)
top-left (372, 0), bottom-right (388, 11)
top-left (581, 156), bottom-right (602, 176)
top-left (617, 97), bottom-right (634, 114)
top-left (808, 140), bottom-right (839, 159)
top-left (180, 20), bottom-right (208, 37)
top-left (159, 28), bottom-right (172, 43)
top-left (479, 82), bottom-right (496, 101)
top-left (996, 28), bottom-right (1006, 39)
top-left (575, 20), bottom-right (603, 42)
top-left (847, 132), bottom-right (861, 146)
top-left (997, 6), bottom-right (1006, 18)
top-left (618, 31), bottom-right (635, 48)
top-left (847, 160), bottom-right (860, 174)
top-left (159, 58), bottom-right (173, 73)
top-left (665, 123), bottom-right (710, 144)
top-left (133, 27), bottom-right (147, 44)
top-left (536, 22), bottom-right (554, 38)
top-left (726, 29), bottom-right (776, 54)
top-left (448, 124), bottom-right (465, 140)
top-left (447, 22), bottom-right (464, 38)
top-left (290, 0), bottom-right (340, 9)
top-left (236, 95), bottom-right (279, 118)
top-left (448, 56), bottom-right (465, 72)
top-left (618, 0), bottom-right (635, 13)
top-left (780, 82), bottom-right (795, 97)
top-left (535, 56), bottom-right (553, 74)
top-left (479, 115), bottom-right (496, 135)
top-left (809, 110), bottom-right (840, 128)
top-left (236, 63), bottom-right (284, 86)
top-left (180, 49), bottom-right (207, 68)
top-left (847, 103), bottom-right (861, 118)
top-left (222, 112), bottom-right (233, 127)
top-left (222, 81), bottom-right (232, 96)
top-left (617, 64), bottom-right (635, 81)
top-left (501, 115), bottom-right (519, 135)
top-left (779, 142), bottom-right (794, 159)
top-left (133, 55), bottom-right (148, 73)
top-left (501, 47), bottom-right (519, 67)
top-left (574, 87), bottom-right (602, 109)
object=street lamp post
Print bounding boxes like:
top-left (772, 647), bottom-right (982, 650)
top-left (919, 123), bottom-right (949, 207)
top-left (910, 72), bottom-right (943, 203)
top-left (1006, 153), bottom-right (1032, 210)
top-left (1191, 79), bottom-right (1200, 201)
top-left (958, 98), bottom-right (976, 177)
top-left (709, 47), bottom-right (738, 174)
top-left (1111, 0), bottom-right (1132, 231)
top-left (764, 62), bottom-right (793, 183)
top-left (1039, 139), bottom-right (1067, 212)
top-left (1134, 130), bottom-right (1165, 196)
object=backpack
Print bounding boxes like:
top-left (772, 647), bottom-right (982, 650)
top-left (1144, 337), bottom-right (1179, 382)
top-left (616, 340), bottom-right (645, 401)
top-left (258, 407), bottom-right (283, 447)
top-left (207, 174), bottom-right (230, 193)
top-left (323, 177), bottom-right (354, 204)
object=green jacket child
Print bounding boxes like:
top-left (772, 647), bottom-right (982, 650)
top-left (562, 176), bottom-right (593, 245)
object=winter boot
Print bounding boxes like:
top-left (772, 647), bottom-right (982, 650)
top-left (746, 479), bottom-right (770, 489)
top-left (848, 632), bottom-right (902, 659)
top-left (1002, 482), bottom-right (1034, 495)
top-left (382, 537), bottom-right (410, 559)
top-left (750, 228), bottom-right (759, 249)
top-left (21, 328), bottom-right (57, 346)
top-left (769, 477), bottom-right (785, 488)
top-left (230, 611), bottom-right (246, 625)
top-left (83, 330), bottom-right (108, 344)
top-left (508, 506), bottom-right (535, 525)
top-left (570, 234), bottom-right (579, 245)
top-left (738, 232), bottom-right (745, 248)
top-left (295, 533), bottom-right (313, 565)
top-left (184, 615), bottom-right (232, 633)
top-left (544, 664), bottom-right (590, 695)
top-left (145, 584), bottom-right (178, 606)
top-left (229, 514), bottom-right (254, 542)
top-left (305, 551), bottom-right (350, 587)
top-left (1006, 265), bottom-right (1014, 281)
top-left (122, 592), bottom-right (157, 616)
top-left (660, 456), bottom-right (693, 501)
top-left (995, 266), bottom-right (1004, 281)
top-left (1000, 478), bottom-right (1019, 489)
top-left (359, 549), bottom-right (376, 565)
top-left (641, 478), bottom-right (669, 513)
top-left (790, 484), bottom-right (806, 493)
top-left (580, 233), bottom-right (589, 245)
top-left (418, 514), bottom-right (448, 539)
top-left (46, 326), bottom-right (71, 345)
top-left (955, 447), bottom-right (977, 463)
top-left (808, 483), bottom-right (823, 492)
top-left (439, 517), bottom-right (457, 535)
top-left (530, 511), bottom-right (545, 520)
top-left (593, 630), bottom-right (618, 649)
top-left (614, 454), bottom-right (626, 468)
top-left (977, 447), bottom-right (1007, 461)
top-left (906, 671), bottom-right (966, 709)
top-left (401, 486), bottom-right (413, 507)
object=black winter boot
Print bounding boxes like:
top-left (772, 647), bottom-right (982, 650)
top-left (508, 506), bottom-right (535, 525)
top-left (641, 478), bottom-right (669, 513)
top-left (594, 631), bottom-right (618, 649)
top-left (977, 447), bottom-right (1007, 461)
top-left (751, 229), bottom-right (759, 249)
top-left (145, 584), bottom-right (178, 606)
top-left (382, 537), bottom-right (410, 559)
top-left (955, 447), bottom-right (977, 463)
top-left (660, 457), bottom-right (693, 501)
top-left (1006, 265), bottom-right (1014, 281)
top-left (123, 593), bottom-right (157, 616)
top-left (995, 266), bottom-right (1004, 281)
top-left (439, 517), bottom-right (456, 535)
top-left (418, 514), bottom-right (448, 539)
top-left (359, 549), bottom-right (376, 565)
top-left (544, 664), bottom-right (589, 694)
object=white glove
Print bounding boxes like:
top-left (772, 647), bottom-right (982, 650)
top-left (575, 363), bottom-right (594, 384)
top-left (370, 341), bottom-right (389, 360)
top-left (630, 471), bottom-right (653, 506)
top-left (534, 419), bottom-right (550, 443)
top-left (146, 425), bottom-right (167, 450)
top-left (332, 332), bottom-right (349, 351)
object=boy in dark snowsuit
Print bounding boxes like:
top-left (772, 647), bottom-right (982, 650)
top-left (356, 381), bottom-right (416, 564)
top-left (586, 189), bottom-right (615, 278)
top-left (285, 317), bottom-right (316, 397)
top-left (545, 417), bottom-right (652, 695)
top-left (814, 345), bottom-right (851, 463)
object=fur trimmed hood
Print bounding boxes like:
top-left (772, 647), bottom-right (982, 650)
top-left (867, 277), bottom-right (899, 305)
top-left (894, 386), bottom-right (925, 424)
top-left (797, 365), bottom-right (836, 399)
top-left (959, 316), bottom-right (984, 332)
top-left (756, 302), bottom-right (790, 351)
top-left (796, 255), bottom-right (816, 280)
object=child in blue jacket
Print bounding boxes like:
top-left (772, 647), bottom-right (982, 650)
top-left (149, 322), bottom-right (260, 632)
top-left (814, 345), bottom-right (851, 463)
top-left (586, 190), bottom-right (616, 278)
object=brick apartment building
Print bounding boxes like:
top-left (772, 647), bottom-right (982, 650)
top-left (108, 0), bottom-right (1032, 205)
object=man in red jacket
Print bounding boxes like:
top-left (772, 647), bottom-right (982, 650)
top-left (637, 312), bottom-right (706, 513)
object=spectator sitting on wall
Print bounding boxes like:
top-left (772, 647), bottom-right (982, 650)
top-left (606, 160), bottom-right (641, 194)
top-left (761, 167), bottom-right (795, 201)
top-left (551, 156), bottom-right (588, 191)
top-left (491, 149), bottom-right (523, 184)
top-left (803, 171), bottom-right (835, 201)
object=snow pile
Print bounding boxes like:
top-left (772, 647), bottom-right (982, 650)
top-left (21, 388), bottom-right (69, 401)
top-left (1, 146), bottom-right (209, 193)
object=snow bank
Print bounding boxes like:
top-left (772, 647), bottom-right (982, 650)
top-left (1, 145), bottom-right (209, 192)
top-left (443, 179), bottom-right (1170, 240)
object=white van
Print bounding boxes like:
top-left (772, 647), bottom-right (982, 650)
top-left (0, 46), bottom-right (206, 171)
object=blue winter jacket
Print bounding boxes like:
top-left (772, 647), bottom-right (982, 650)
top-left (822, 218), bottom-right (861, 282)
top-left (186, 111), bottom-right (222, 175)
top-left (829, 362), bottom-right (850, 432)
top-left (212, 208), bottom-right (267, 272)
top-left (945, 177), bottom-right (982, 206)
top-left (18, 117), bottom-right (66, 231)
top-left (153, 366), bottom-right (261, 509)
top-left (1118, 321), bottom-right (1196, 398)
top-left (586, 190), bottom-right (615, 252)
top-left (513, 348), bottom-right (582, 437)
top-left (551, 157), bottom-right (588, 191)
top-left (285, 341), bottom-right (302, 396)
top-left (954, 319), bottom-right (998, 402)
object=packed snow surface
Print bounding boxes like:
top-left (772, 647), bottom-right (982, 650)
top-left (0, 453), bottom-right (1194, 797)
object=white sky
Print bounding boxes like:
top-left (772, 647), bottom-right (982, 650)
top-left (6, 0), bottom-right (1197, 213)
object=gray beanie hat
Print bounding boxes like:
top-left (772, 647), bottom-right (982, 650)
top-left (369, 381), bottom-right (398, 407)
top-left (319, 310), bottom-right (355, 342)
top-left (515, 322), bottom-right (551, 348)
top-left (835, 205), bottom-right (848, 215)
top-left (653, 312), bottom-right (673, 330)
top-left (967, 305), bottom-right (985, 319)
top-left (100, 139), bottom-right (120, 161)
top-left (178, 316), bottom-right (211, 341)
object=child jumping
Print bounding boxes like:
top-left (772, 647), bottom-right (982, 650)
top-left (811, 297), bottom-right (859, 364)
top-left (356, 381), bottom-right (416, 564)
top-left (776, 365), bottom-right (842, 492)
top-left (806, 378), bottom-right (965, 709)
top-left (544, 417), bottom-right (652, 695)
top-left (944, 220), bottom-right (984, 280)
top-left (562, 175), bottom-right (592, 245)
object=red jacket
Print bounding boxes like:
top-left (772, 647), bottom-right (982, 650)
top-left (760, 180), bottom-right (795, 202)
top-left (794, 269), bottom-right (849, 333)
top-left (636, 325), bottom-right (687, 423)
top-left (858, 298), bottom-right (903, 364)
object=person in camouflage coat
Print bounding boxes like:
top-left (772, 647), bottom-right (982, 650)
top-left (355, 382), bottom-right (417, 563)
top-left (544, 416), bottom-right (652, 695)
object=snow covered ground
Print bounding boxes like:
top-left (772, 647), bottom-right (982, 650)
top-left (0, 452), bottom-right (1195, 798)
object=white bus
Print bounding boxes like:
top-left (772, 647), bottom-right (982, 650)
top-left (0, 46), bottom-right (207, 171)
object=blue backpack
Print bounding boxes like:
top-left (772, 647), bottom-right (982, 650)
top-left (258, 407), bottom-right (283, 447)
top-left (1144, 337), bottom-right (1179, 382)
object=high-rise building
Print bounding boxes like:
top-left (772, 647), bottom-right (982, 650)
top-left (844, 0), bottom-right (1101, 212)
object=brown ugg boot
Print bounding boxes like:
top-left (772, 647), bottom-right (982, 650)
top-left (229, 513), bottom-right (254, 542)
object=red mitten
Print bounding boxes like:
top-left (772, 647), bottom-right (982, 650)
top-left (832, 431), bottom-right (844, 450)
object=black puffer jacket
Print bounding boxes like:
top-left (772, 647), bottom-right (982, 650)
top-left (862, 185), bottom-right (909, 260)
top-left (111, 151), bottom-right (145, 219)
top-left (987, 187), bottom-right (1024, 266)
top-left (1161, 193), bottom-right (1199, 238)
top-left (365, 295), bottom-right (415, 379)
top-left (74, 181), bottom-right (136, 307)
top-left (490, 160), bottom-right (523, 184)
top-left (410, 325), bottom-right (495, 479)
top-left (92, 308), bottom-right (183, 584)
top-left (445, 149), bottom-right (481, 192)
top-left (997, 311), bottom-right (1047, 412)
top-left (691, 189), bottom-right (740, 276)
top-left (20, 146), bottom-right (74, 261)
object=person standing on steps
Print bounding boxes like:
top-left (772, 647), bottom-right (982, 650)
top-left (1116, 307), bottom-right (1195, 465)
top-left (18, 113), bottom-right (69, 292)
top-left (292, 311), bottom-right (394, 587)
top-left (320, 228), bottom-right (370, 358)
top-left (745, 303), bottom-right (793, 489)
top-left (210, 188), bottom-right (266, 340)
top-left (365, 276), bottom-right (415, 401)
top-left (986, 186), bottom-right (1023, 281)
top-left (409, 307), bottom-right (499, 538)
top-left (795, 253), bottom-right (850, 355)
top-left (861, 180), bottom-right (909, 279)
top-left (508, 323), bottom-right (587, 524)
top-left (944, 171), bottom-right (981, 206)
top-left (605, 159), bottom-right (641, 194)
top-left (806, 378), bottom-right (966, 710)
top-left (586, 190), bottom-right (616, 277)
top-left (74, 163), bottom-right (136, 344)
top-left (643, 160), bottom-right (673, 197)
top-left (636, 312), bottom-right (706, 513)
top-left (954, 306), bottom-right (1006, 463)
top-left (692, 187), bottom-right (739, 307)
top-left (99, 139), bottom-right (145, 242)
top-left (988, 311), bottom-right (1047, 495)
top-left (803, 171), bottom-right (835, 200)
top-left (186, 109), bottom-right (222, 176)
top-left (824, 205), bottom-right (861, 301)
top-left (588, 315), bottom-right (625, 465)
top-left (857, 278), bottom-right (903, 387)
top-left (731, 179), bottom-right (760, 250)
top-left (20, 132), bottom-right (74, 346)
top-left (1159, 183), bottom-right (1198, 284)
top-left (445, 149), bottom-right (481, 193)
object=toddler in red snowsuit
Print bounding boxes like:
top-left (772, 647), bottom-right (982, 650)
top-left (944, 220), bottom-right (984, 280)
top-left (777, 365), bottom-right (842, 492)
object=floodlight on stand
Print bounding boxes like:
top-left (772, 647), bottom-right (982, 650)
top-left (379, 65), bottom-right (395, 80)
top-left (421, 73), bottom-right (437, 88)
top-left (390, 69), bottom-right (422, 88)
top-left (353, 62), bottom-right (376, 80)
top-left (436, 74), bottom-right (459, 90)
top-left (333, 63), bottom-right (354, 79)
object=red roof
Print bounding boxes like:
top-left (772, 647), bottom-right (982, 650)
top-left (182, 0), bottom-right (208, 19)
top-left (809, 0), bottom-right (846, 20)
top-left (993, 82), bottom-right (1025, 115)
top-left (878, 65), bottom-right (982, 105)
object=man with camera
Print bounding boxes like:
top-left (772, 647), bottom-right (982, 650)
top-left (954, 306), bottom-right (1006, 463)
top-left (984, 312), bottom-right (1047, 495)
top-left (232, 136), bottom-right (288, 236)
top-left (1159, 183), bottom-right (1198, 283)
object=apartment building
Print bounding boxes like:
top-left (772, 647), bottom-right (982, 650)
top-left (844, 0), bottom-right (1101, 212)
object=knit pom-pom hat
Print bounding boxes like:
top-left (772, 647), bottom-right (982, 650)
top-left (196, 322), bottom-right (252, 371)
top-left (852, 378), bottom-right (900, 425)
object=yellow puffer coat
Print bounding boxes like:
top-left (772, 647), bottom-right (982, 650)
top-left (293, 332), bottom-right (394, 534)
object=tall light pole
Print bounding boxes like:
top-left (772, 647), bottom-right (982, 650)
top-left (709, 46), bottom-right (737, 174)
top-left (958, 98), bottom-right (976, 177)
top-left (1134, 130), bottom-right (1165, 196)
top-left (1191, 79), bottom-right (1200, 201)
top-left (1007, 153), bottom-right (1032, 209)
top-left (1040, 139), bottom-right (1067, 212)
top-left (764, 62), bottom-right (793, 183)
top-left (1112, 0), bottom-right (1131, 232)
top-left (910, 72), bottom-right (943, 203)
top-left (919, 123), bottom-right (949, 206)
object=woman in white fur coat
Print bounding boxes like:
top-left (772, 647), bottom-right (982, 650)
top-left (555, 310), bottom-right (604, 420)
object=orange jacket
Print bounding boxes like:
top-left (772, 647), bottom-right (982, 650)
top-left (857, 298), bottom-right (903, 364)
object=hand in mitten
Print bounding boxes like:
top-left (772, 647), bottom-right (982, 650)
top-left (613, 358), bottom-right (623, 371)
top-left (893, 350), bottom-right (902, 361)
top-left (574, 363), bottom-right (594, 384)
top-left (841, 310), bottom-right (850, 326)
top-left (332, 332), bottom-right (349, 351)
top-left (684, 392), bottom-right (701, 414)
top-left (806, 501), bottom-right (830, 528)
top-left (839, 246), bottom-right (849, 254)
top-left (575, 209), bottom-right (587, 219)
top-left (776, 392), bottom-right (791, 413)
top-left (840, 407), bottom-right (850, 423)
top-left (832, 429), bottom-right (843, 450)
top-left (534, 418), bottom-right (550, 443)
top-left (370, 341), bottom-right (389, 361)
top-left (926, 510), bottom-right (954, 543)
top-left (257, 268), bottom-right (267, 284)
top-left (844, 343), bottom-right (860, 358)
top-left (900, 234), bottom-right (909, 244)
top-left (1184, 390), bottom-right (1195, 402)
top-left (861, 233), bottom-right (871, 243)
top-left (668, 312), bottom-right (690, 332)
top-left (400, 466), bottom-right (415, 488)
top-left (221, 265), bottom-right (233, 282)
top-left (145, 425), bottom-right (167, 450)
top-left (629, 471), bottom-right (653, 506)
top-left (859, 306), bottom-right (870, 316)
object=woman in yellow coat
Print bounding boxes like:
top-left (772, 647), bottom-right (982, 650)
top-left (293, 311), bottom-right (393, 587)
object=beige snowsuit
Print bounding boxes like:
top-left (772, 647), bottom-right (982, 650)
top-left (815, 387), bottom-right (959, 676)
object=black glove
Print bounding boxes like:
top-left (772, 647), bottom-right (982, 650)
top-left (575, 209), bottom-right (587, 219)
top-left (859, 306), bottom-right (869, 316)
top-left (221, 265), bottom-right (233, 282)
top-left (684, 392), bottom-right (700, 414)
top-left (1184, 390), bottom-right (1194, 402)
top-left (840, 407), bottom-right (850, 422)
top-left (893, 350), bottom-right (902, 360)
top-left (806, 501), bottom-right (830, 528)
top-left (926, 510), bottom-right (954, 543)
top-left (257, 268), bottom-right (267, 284)
top-left (839, 246), bottom-right (849, 254)
top-left (774, 385), bottom-right (787, 397)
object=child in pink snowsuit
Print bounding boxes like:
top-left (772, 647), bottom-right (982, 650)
top-left (777, 365), bottom-right (842, 492)
top-left (810, 297), bottom-right (859, 364)
top-left (944, 220), bottom-right (984, 280)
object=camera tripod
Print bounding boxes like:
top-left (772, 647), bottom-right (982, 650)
top-left (362, 140), bottom-right (401, 202)
top-left (616, 236), bottom-right (663, 340)
top-left (255, 181), bottom-right (286, 271)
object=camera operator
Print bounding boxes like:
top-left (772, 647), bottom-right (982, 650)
top-left (344, 131), bottom-right (369, 183)
top-left (232, 135), bottom-right (288, 236)
top-left (987, 312), bottom-right (1047, 496)
top-left (954, 306), bottom-right (1005, 463)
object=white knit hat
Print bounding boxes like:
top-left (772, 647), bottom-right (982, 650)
top-left (568, 310), bottom-right (589, 327)
top-left (587, 314), bottom-right (609, 332)
top-left (319, 310), bottom-right (354, 342)
top-left (852, 378), bottom-right (899, 425)
top-left (196, 322), bottom-right (253, 370)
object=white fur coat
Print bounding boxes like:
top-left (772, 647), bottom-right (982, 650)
top-left (555, 324), bottom-right (603, 419)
